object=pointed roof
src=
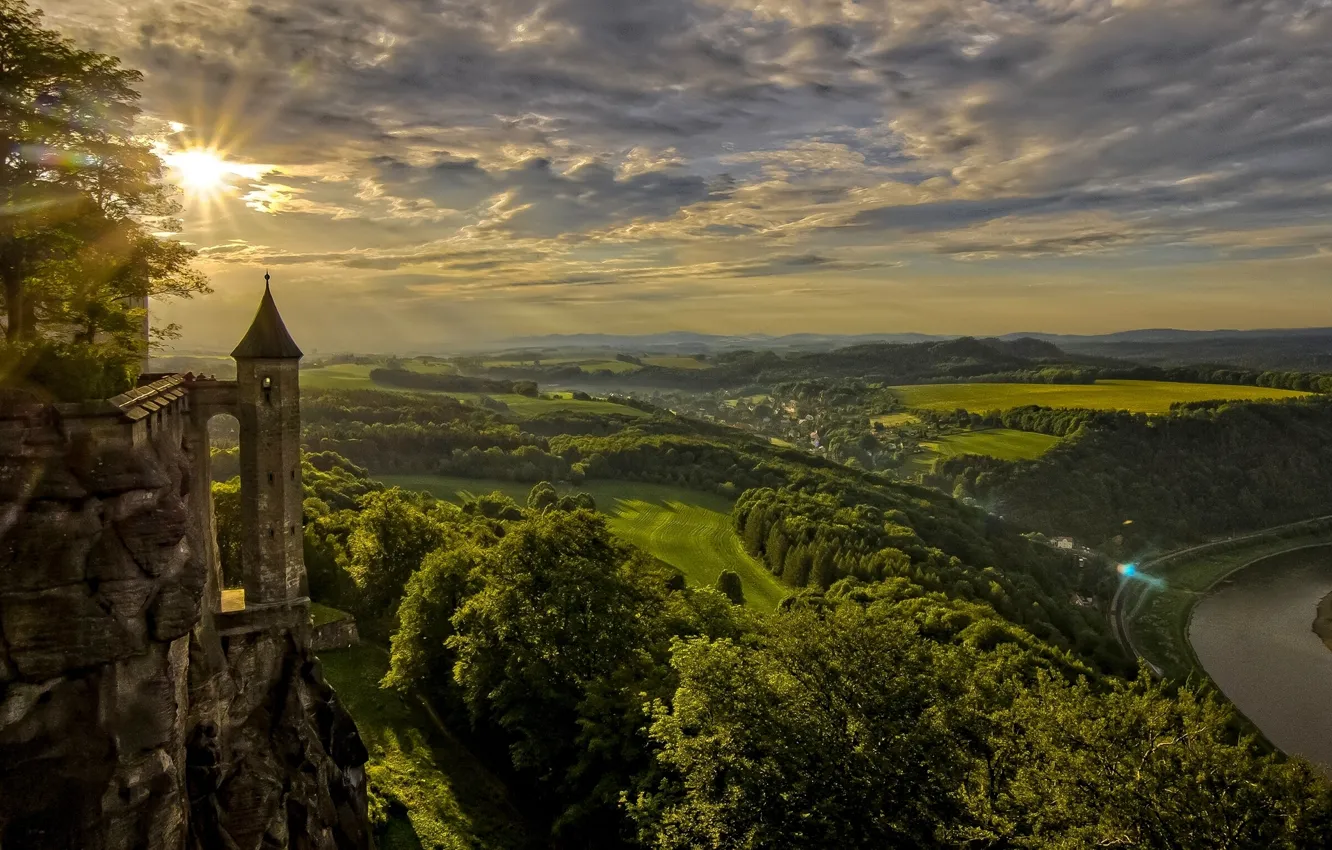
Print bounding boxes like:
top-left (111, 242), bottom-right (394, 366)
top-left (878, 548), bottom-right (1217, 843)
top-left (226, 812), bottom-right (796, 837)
top-left (231, 275), bottom-right (303, 359)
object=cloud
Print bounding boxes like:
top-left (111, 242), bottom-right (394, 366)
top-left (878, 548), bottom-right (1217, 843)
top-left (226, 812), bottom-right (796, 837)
top-left (30, 0), bottom-right (1332, 347)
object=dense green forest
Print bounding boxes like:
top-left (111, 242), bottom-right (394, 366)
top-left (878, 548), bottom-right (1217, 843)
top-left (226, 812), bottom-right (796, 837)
top-left (228, 459), bottom-right (1332, 848)
top-left (203, 378), bottom-right (1332, 846)
top-left (933, 398), bottom-right (1332, 550)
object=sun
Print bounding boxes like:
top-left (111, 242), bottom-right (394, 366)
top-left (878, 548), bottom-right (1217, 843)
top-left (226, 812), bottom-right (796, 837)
top-left (168, 148), bottom-right (230, 191)
top-left (159, 145), bottom-right (270, 196)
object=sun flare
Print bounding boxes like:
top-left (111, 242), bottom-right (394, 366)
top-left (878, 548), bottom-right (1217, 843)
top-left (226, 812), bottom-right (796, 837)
top-left (160, 145), bottom-right (270, 196)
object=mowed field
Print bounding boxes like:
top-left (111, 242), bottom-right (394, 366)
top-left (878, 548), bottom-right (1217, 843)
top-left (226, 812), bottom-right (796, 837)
top-left (892, 380), bottom-right (1309, 414)
top-left (380, 475), bottom-right (788, 611)
top-left (923, 429), bottom-right (1060, 461)
top-left (907, 428), bottom-right (1059, 472)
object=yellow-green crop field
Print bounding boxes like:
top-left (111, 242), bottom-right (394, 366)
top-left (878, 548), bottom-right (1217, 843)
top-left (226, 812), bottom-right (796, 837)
top-left (892, 380), bottom-right (1309, 414)
top-left (379, 475), bottom-right (788, 611)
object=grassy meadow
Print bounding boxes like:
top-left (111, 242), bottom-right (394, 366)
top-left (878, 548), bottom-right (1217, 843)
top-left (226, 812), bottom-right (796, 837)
top-left (320, 645), bottom-right (529, 850)
top-left (892, 380), bottom-right (1309, 414)
top-left (906, 428), bottom-right (1059, 473)
top-left (380, 475), bottom-right (788, 611)
top-left (922, 429), bottom-right (1060, 461)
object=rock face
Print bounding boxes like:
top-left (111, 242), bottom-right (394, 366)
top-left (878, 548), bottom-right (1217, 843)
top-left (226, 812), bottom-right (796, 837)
top-left (0, 401), bottom-right (371, 849)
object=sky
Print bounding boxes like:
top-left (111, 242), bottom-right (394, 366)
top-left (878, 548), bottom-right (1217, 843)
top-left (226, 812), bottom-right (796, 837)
top-left (35, 0), bottom-right (1332, 352)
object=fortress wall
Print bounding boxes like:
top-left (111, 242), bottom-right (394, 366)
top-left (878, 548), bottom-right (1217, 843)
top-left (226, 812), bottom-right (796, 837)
top-left (0, 385), bottom-right (370, 850)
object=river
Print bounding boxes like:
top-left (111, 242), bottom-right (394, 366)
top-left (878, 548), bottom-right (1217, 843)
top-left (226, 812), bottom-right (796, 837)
top-left (1188, 545), bottom-right (1332, 771)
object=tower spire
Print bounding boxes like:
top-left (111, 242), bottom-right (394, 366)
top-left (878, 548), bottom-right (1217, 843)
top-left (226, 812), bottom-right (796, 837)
top-left (232, 273), bottom-right (302, 359)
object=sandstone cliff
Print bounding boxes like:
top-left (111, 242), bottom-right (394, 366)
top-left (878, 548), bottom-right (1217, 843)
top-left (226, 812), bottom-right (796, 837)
top-left (0, 398), bottom-right (371, 849)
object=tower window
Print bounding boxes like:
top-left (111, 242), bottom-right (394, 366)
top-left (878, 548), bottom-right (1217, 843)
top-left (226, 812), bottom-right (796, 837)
top-left (262, 376), bottom-right (272, 389)
top-left (267, 472), bottom-right (274, 484)
top-left (290, 470), bottom-right (296, 481)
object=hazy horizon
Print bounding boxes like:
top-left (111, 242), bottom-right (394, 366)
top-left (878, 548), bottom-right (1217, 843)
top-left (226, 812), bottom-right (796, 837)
top-left (37, 0), bottom-right (1332, 353)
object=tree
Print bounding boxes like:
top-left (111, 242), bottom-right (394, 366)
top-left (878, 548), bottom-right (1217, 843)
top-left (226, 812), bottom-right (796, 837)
top-left (631, 606), bottom-right (969, 849)
top-left (0, 0), bottom-right (208, 345)
top-left (527, 480), bottom-right (558, 512)
top-left (448, 510), bottom-right (671, 839)
top-left (714, 570), bottom-right (744, 605)
top-left (344, 489), bottom-right (449, 615)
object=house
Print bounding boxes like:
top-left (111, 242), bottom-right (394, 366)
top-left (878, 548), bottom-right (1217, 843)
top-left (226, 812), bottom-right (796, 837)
top-left (1053, 536), bottom-right (1075, 550)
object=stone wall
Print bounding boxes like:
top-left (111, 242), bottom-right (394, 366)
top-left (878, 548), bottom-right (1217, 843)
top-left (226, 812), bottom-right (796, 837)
top-left (311, 619), bottom-right (360, 653)
top-left (0, 395), bottom-right (371, 849)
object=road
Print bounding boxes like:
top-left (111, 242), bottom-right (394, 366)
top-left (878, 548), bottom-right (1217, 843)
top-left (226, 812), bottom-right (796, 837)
top-left (1108, 515), bottom-right (1332, 674)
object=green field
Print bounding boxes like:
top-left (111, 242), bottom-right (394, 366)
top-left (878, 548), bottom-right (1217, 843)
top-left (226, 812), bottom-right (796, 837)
top-left (871, 412), bottom-right (921, 428)
top-left (892, 380), bottom-right (1309, 414)
top-left (379, 475), bottom-right (788, 611)
top-left (300, 363), bottom-right (381, 389)
top-left (923, 429), bottom-right (1060, 461)
top-left (320, 645), bottom-right (529, 850)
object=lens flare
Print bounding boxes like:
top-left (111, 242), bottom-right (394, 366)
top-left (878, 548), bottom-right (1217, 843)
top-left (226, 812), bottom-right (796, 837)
top-left (157, 144), bottom-right (271, 197)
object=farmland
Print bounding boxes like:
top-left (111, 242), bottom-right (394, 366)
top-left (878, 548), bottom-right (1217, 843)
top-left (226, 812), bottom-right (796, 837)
top-left (922, 429), bottom-right (1059, 461)
top-left (379, 475), bottom-right (788, 611)
top-left (906, 428), bottom-right (1058, 473)
top-left (892, 380), bottom-right (1309, 414)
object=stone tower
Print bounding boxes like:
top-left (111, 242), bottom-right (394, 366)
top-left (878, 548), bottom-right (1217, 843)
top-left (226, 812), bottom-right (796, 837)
top-left (232, 274), bottom-right (306, 606)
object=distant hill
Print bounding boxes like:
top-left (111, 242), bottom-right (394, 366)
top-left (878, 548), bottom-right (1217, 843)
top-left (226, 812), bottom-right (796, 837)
top-left (499, 327), bottom-right (1332, 372)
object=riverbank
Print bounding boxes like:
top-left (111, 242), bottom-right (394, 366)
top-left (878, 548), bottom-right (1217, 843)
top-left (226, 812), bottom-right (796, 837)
top-left (1188, 548), bottom-right (1332, 772)
top-left (1121, 532), bottom-right (1332, 681)
top-left (1314, 589), bottom-right (1332, 652)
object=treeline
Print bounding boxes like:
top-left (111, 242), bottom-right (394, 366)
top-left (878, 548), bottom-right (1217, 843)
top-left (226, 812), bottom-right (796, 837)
top-left (273, 467), bottom-right (1332, 849)
top-left (920, 405), bottom-right (1134, 438)
top-left (934, 399), bottom-right (1332, 549)
top-left (733, 488), bottom-right (1120, 667)
top-left (367, 367), bottom-right (537, 396)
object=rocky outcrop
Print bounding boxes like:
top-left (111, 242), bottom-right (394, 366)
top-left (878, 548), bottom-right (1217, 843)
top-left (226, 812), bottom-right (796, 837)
top-left (0, 399), bottom-right (370, 849)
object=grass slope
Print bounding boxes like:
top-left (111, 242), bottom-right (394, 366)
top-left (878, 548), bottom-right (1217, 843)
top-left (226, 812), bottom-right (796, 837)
top-left (320, 645), bottom-right (530, 850)
top-left (379, 475), bottom-right (788, 611)
top-left (892, 380), bottom-right (1309, 414)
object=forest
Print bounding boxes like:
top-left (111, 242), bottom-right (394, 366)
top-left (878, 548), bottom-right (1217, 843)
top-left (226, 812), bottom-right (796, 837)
top-left (216, 448), bottom-right (1332, 848)
top-left (932, 398), bottom-right (1332, 550)
top-left (200, 379), bottom-right (1332, 847)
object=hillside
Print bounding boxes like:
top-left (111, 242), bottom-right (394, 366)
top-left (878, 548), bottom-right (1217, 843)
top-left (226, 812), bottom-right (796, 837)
top-left (934, 398), bottom-right (1332, 552)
